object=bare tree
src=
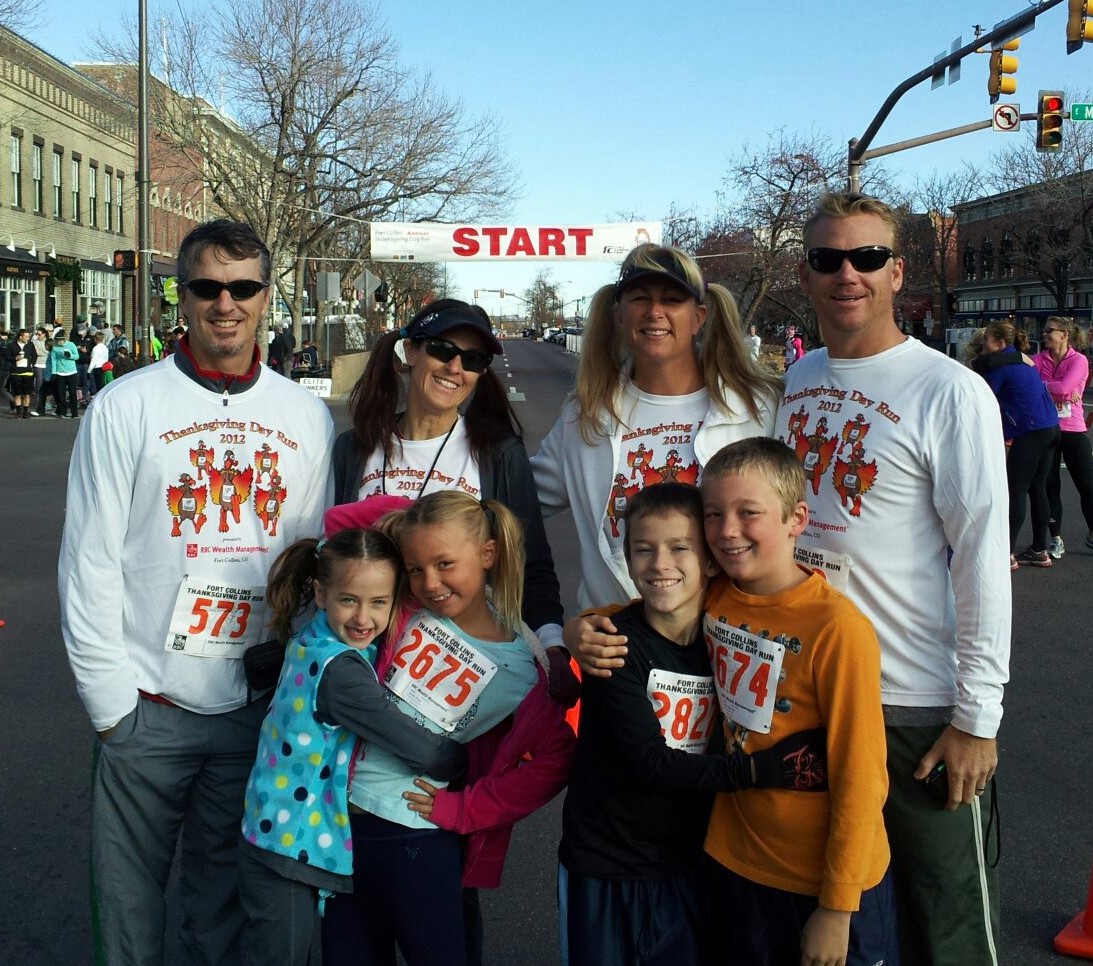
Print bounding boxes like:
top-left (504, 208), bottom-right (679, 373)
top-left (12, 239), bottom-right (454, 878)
top-left (691, 130), bottom-right (897, 345)
top-left (983, 90), bottom-right (1093, 313)
top-left (522, 271), bottom-right (560, 333)
top-left (93, 0), bottom-right (516, 344)
top-left (903, 166), bottom-right (986, 326)
top-left (2, 0), bottom-right (42, 33)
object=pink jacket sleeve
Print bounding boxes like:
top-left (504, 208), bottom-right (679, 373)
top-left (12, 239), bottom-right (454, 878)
top-left (428, 677), bottom-right (574, 834)
top-left (1036, 349), bottom-right (1089, 402)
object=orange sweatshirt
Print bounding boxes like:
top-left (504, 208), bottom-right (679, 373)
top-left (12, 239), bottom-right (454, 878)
top-left (703, 569), bottom-right (889, 911)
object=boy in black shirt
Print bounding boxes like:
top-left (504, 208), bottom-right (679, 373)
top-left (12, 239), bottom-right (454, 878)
top-left (558, 483), bottom-right (825, 966)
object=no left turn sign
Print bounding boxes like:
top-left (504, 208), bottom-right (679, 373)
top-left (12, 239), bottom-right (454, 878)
top-left (993, 104), bottom-right (1021, 132)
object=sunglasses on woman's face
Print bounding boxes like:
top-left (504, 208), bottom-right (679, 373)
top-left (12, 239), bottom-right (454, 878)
top-left (181, 279), bottom-right (269, 301)
top-left (806, 246), bottom-right (894, 274)
top-left (421, 337), bottom-right (493, 373)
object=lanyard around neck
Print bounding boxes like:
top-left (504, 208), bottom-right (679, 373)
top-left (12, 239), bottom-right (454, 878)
top-left (381, 418), bottom-right (458, 499)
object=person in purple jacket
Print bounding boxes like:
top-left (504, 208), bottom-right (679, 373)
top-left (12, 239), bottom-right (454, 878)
top-left (1033, 317), bottom-right (1093, 558)
top-left (972, 322), bottom-right (1060, 568)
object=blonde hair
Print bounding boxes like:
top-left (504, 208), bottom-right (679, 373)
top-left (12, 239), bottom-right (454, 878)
top-left (702, 437), bottom-right (806, 521)
top-left (384, 490), bottom-right (525, 633)
top-left (963, 328), bottom-right (987, 364)
top-left (1045, 316), bottom-right (1089, 351)
top-left (803, 193), bottom-right (902, 255)
top-left (574, 243), bottom-right (781, 444)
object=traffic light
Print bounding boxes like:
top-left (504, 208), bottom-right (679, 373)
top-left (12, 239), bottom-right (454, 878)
top-left (987, 39), bottom-right (1019, 102)
top-left (474, 289), bottom-right (480, 298)
top-left (1068, 0), bottom-right (1093, 53)
top-left (374, 282), bottom-right (389, 304)
top-left (499, 289), bottom-right (506, 298)
top-left (1037, 91), bottom-right (1065, 152)
top-left (113, 249), bottom-right (137, 271)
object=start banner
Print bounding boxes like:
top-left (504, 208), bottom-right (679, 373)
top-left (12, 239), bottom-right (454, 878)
top-left (369, 222), bottom-right (663, 262)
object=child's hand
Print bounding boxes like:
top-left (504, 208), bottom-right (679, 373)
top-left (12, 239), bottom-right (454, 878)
top-left (799, 905), bottom-right (850, 966)
top-left (403, 777), bottom-right (438, 821)
top-left (564, 614), bottom-right (627, 678)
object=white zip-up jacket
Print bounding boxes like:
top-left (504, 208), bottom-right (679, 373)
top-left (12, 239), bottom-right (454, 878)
top-left (532, 377), bottom-right (775, 610)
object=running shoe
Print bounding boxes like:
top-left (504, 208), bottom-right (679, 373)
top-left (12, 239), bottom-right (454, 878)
top-left (1010, 554), bottom-right (1018, 571)
top-left (1015, 547), bottom-right (1052, 568)
top-left (1049, 536), bottom-right (1065, 559)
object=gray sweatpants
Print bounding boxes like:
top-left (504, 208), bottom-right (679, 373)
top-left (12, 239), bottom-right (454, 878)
top-left (90, 695), bottom-right (268, 966)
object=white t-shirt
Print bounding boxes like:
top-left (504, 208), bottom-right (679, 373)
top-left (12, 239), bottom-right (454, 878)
top-left (602, 385), bottom-right (707, 555)
top-left (355, 417), bottom-right (482, 500)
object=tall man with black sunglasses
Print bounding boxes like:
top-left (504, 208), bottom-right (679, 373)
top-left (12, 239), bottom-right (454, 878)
top-left (775, 193), bottom-right (1011, 965)
top-left (60, 219), bottom-right (334, 964)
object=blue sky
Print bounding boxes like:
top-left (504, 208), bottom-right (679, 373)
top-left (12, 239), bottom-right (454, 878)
top-left (25, 0), bottom-right (1093, 314)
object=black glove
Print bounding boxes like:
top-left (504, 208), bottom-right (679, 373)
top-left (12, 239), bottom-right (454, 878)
top-left (545, 646), bottom-right (581, 709)
top-left (749, 727), bottom-right (828, 791)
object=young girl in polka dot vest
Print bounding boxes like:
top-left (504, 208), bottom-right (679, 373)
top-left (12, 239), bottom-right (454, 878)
top-left (238, 498), bottom-right (468, 966)
top-left (320, 490), bottom-right (575, 966)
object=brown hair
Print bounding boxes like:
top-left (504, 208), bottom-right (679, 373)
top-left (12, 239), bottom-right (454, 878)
top-left (266, 528), bottom-right (403, 645)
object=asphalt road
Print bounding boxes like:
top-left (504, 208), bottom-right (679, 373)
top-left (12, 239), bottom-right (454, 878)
top-left (2, 338), bottom-right (1091, 965)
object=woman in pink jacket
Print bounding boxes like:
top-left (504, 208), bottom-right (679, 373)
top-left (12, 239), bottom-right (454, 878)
top-left (1034, 317), bottom-right (1093, 557)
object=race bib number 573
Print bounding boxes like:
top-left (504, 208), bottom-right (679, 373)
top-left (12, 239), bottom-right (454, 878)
top-left (165, 576), bottom-right (267, 658)
top-left (385, 614), bottom-right (498, 732)
top-left (704, 615), bottom-right (785, 735)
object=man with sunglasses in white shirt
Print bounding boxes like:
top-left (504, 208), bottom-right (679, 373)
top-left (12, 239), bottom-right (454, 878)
top-left (774, 193), bottom-right (1010, 965)
top-left (60, 219), bottom-right (334, 964)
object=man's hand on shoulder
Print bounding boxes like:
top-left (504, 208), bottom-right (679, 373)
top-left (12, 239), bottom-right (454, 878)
top-left (564, 613), bottom-right (627, 679)
top-left (914, 725), bottom-right (997, 810)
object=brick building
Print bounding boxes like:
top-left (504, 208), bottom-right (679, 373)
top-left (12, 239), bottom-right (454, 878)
top-left (0, 28), bottom-right (136, 335)
top-left (951, 174), bottom-right (1093, 340)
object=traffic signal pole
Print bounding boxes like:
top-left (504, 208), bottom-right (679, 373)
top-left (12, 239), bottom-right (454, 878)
top-left (847, 0), bottom-right (1067, 192)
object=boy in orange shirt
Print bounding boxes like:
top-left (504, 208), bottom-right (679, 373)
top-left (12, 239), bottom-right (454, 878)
top-left (700, 437), bottom-right (896, 966)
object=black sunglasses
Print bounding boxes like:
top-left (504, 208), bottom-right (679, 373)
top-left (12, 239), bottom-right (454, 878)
top-left (181, 278), bottom-right (270, 301)
top-left (806, 246), bottom-right (894, 274)
top-left (421, 337), bottom-right (493, 373)
top-left (1042, 328), bottom-right (1063, 335)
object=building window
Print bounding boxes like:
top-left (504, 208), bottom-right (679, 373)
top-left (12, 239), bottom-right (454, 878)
top-left (963, 242), bottom-right (977, 281)
top-left (88, 166), bottom-right (98, 227)
top-left (1026, 230), bottom-right (1040, 274)
top-left (71, 158), bottom-right (81, 223)
top-left (1000, 232), bottom-right (1014, 278)
top-left (31, 143), bottom-right (42, 213)
top-left (981, 238), bottom-right (994, 280)
top-left (104, 171), bottom-right (112, 231)
top-left (52, 149), bottom-right (62, 218)
top-left (10, 133), bottom-right (22, 208)
top-left (116, 174), bottom-right (123, 233)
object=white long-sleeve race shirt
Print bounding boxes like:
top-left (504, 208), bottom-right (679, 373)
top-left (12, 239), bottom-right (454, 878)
top-left (59, 357), bottom-right (334, 730)
top-left (775, 338), bottom-right (1011, 738)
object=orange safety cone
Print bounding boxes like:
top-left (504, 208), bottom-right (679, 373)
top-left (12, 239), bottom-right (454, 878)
top-left (1055, 861), bottom-right (1093, 959)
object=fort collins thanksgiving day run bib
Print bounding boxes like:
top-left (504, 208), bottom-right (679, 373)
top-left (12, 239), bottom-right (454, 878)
top-left (165, 576), bottom-right (268, 657)
top-left (384, 613), bottom-right (499, 732)
top-left (704, 615), bottom-right (785, 735)
top-left (646, 668), bottom-right (717, 754)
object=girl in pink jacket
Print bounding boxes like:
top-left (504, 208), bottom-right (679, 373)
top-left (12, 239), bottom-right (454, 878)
top-left (321, 491), bottom-right (574, 966)
top-left (1034, 317), bottom-right (1093, 557)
